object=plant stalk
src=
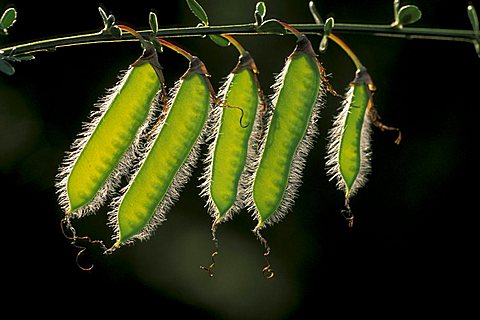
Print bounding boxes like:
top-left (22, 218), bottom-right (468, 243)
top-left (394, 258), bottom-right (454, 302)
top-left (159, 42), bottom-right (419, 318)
top-left (0, 23), bottom-right (476, 56)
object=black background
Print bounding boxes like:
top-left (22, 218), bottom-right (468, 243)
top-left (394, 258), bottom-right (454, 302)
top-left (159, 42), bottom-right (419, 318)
top-left (1, 0), bottom-right (478, 318)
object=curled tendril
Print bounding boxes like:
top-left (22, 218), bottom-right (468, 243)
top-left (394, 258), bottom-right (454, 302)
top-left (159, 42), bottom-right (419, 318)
top-left (254, 228), bottom-right (275, 280)
top-left (60, 217), bottom-right (107, 271)
top-left (262, 248), bottom-right (275, 280)
top-left (215, 98), bottom-right (249, 128)
top-left (200, 220), bottom-right (220, 278)
top-left (341, 199), bottom-right (354, 228)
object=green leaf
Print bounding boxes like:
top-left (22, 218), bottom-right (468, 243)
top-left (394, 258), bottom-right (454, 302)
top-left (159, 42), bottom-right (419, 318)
top-left (324, 17), bottom-right (334, 35)
top-left (98, 6), bottom-right (108, 26)
top-left (254, 2), bottom-right (266, 26)
top-left (109, 25), bottom-right (122, 38)
top-left (0, 59), bottom-right (15, 75)
top-left (257, 19), bottom-right (286, 34)
top-left (319, 35), bottom-right (328, 53)
top-left (308, 1), bottom-right (324, 25)
top-left (106, 14), bottom-right (115, 29)
top-left (0, 7), bottom-right (17, 30)
top-left (208, 34), bottom-right (230, 47)
top-left (150, 37), bottom-right (164, 53)
top-left (393, 0), bottom-right (400, 21)
top-left (5, 54), bottom-right (35, 62)
top-left (467, 4), bottom-right (479, 37)
top-left (186, 0), bottom-right (209, 25)
top-left (397, 5), bottom-right (422, 25)
top-left (256, 2), bottom-right (266, 20)
top-left (149, 11), bottom-right (159, 34)
top-left (474, 40), bottom-right (480, 58)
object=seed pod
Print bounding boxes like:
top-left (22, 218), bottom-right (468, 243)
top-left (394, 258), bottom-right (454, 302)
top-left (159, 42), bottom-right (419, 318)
top-left (109, 57), bottom-right (213, 247)
top-left (327, 67), bottom-right (400, 225)
top-left (326, 67), bottom-right (373, 197)
top-left (200, 52), bottom-right (263, 225)
top-left (248, 35), bottom-right (325, 230)
top-left (56, 47), bottom-right (164, 218)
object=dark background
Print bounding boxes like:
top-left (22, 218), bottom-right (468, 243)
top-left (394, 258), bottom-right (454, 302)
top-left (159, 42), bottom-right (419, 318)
top-left (1, 0), bottom-right (478, 317)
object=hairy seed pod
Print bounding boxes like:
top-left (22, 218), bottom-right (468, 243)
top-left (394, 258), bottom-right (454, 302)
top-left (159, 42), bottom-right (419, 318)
top-left (326, 68), bottom-right (374, 202)
top-left (56, 47), bottom-right (164, 218)
top-left (200, 52), bottom-right (263, 225)
top-left (109, 57), bottom-right (213, 247)
top-left (248, 35), bottom-right (325, 230)
top-left (326, 67), bottom-right (400, 226)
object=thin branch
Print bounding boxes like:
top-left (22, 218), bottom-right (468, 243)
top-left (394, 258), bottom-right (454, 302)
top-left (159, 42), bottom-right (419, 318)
top-left (0, 22), bottom-right (476, 56)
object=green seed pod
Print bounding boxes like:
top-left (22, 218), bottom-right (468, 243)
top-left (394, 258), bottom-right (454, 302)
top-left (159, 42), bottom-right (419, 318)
top-left (248, 35), bottom-right (325, 230)
top-left (109, 57), bottom-right (212, 247)
top-left (326, 68), bottom-right (375, 217)
top-left (56, 47), bottom-right (164, 218)
top-left (200, 52), bottom-right (263, 225)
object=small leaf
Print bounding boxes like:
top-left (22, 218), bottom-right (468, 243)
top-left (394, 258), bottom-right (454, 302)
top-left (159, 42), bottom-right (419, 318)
top-left (12, 54), bottom-right (36, 61)
top-left (474, 40), bottom-right (480, 58)
top-left (256, 2), bottom-right (266, 19)
top-left (4, 54), bottom-right (35, 62)
top-left (186, 0), bottom-right (209, 25)
top-left (397, 5), bottom-right (422, 25)
top-left (254, 11), bottom-right (263, 26)
top-left (208, 34), bottom-right (230, 47)
top-left (467, 4), bottom-right (479, 36)
top-left (0, 59), bottom-right (15, 75)
top-left (149, 37), bottom-right (164, 53)
top-left (98, 6), bottom-right (108, 26)
top-left (319, 35), bottom-right (329, 53)
top-left (309, 1), bottom-right (324, 25)
top-left (393, 0), bottom-right (400, 21)
top-left (257, 19), bottom-right (286, 34)
top-left (0, 7), bottom-right (17, 30)
top-left (106, 14), bottom-right (115, 29)
top-left (149, 11), bottom-right (159, 34)
top-left (109, 25), bottom-right (122, 38)
top-left (324, 17), bottom-right (334, 35)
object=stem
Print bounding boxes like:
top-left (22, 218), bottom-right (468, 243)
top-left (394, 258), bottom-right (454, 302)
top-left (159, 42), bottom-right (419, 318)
top-left (0, 23), bottom-right (476, 56)
top-left (328, 33), bottom-right (363, 70)
top-left (117, 24), bottom-right (144, 40)
top-left (279, 21), bottom-right (304, 39)
top-left (157, 38), bottom-right (193, 61)
top-left (220, 33), bottom-right (246, 56)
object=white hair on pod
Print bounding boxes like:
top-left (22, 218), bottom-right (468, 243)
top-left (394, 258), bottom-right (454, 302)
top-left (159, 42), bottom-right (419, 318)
top-left (55, 67), bottom-right (162, 219)
top-left (108, 77), bottom-right (212, 245)
top-left (199, 71), bottom-right (263, 225)
top-left (245, 58), bottom-right (326, 229)
top-left (325, 85), bottom-right (373, 200)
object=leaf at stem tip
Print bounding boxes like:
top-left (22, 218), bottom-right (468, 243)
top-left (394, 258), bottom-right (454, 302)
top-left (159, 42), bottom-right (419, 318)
top-left (324, 17), bottom-right (334, 35)
top-left (209, 34), bottom-right (230, 47)
top-left (319, 35), bottom-right (329, 53)
top-left (0, 59), bottom-right (15, 75)
top-left (5, 54), bottom-right (35, 62)
top-left (0, 7), bottom-right (17, 30)
top-left (397, 5), bottom-right (422, 26)
top-left (98, 6), bottom-right (108, 26)
top-left (474, 40), bottom-right (480, 58)
top-left (149, 11), bottom-right (159, 34)
top-left (309, 1), bottom-right (324, 25)
top-left (109, 25), bottom-right (122, 38)
top-left (393, 0), bottom-right (400, 20)
top-left (186, 0), bottom-right (209, 25)
top-left (256, 2), bottom-right (266, 19)
top-left (257, 19), bottom-right (286, 34)
top-left (254, 2), bottom-right (266, 26)
top-left (468, 4), bottom-right (479, 36)
top-left (106, 14), bottom-right (115, 30)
